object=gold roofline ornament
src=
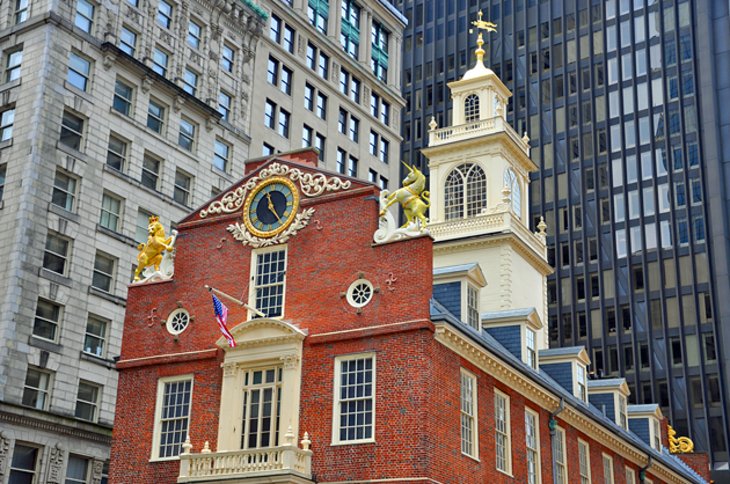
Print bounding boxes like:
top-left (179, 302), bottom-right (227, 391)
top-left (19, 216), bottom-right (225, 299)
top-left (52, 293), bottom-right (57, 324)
top-left (374, 162), bottom-right (430, 244)
top-left (133, 215), bottom-right (177, 283)
top-left (469, 10), bottom-right (497, 64)
top-left (668, 424), bottom-right (695, 454)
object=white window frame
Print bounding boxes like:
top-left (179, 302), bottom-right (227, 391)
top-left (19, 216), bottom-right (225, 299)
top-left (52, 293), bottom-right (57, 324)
top-left (75, 380), bottom-right (100, 422)
top-left (100, 192), bottom-right (122, 232)
top-left (578, 439), bottom-right (591, 484)
top-left (494, 389), bottom-right (511, 474)
top-left (213, 139), bottom-right (230, 172)
top-left (43, 231), bottom-right (70, 275)
top-left (466, 283), bottom-right (479, 330)
top-left (147, 98), bottom-right (165, 133)
top-left (618, 395), bottom-right (628, 429)
top-left (22, 366), bottom-right (52, 410)
top-left (152, 47), bottom-right (169, 76)
top-left (460, 368), bottom-right (478, 459)
top-left (5, 48), bottom-right (22, 82)
top-left (248, 245), bottom-right (288, 319)
top-left (9, 443), bottom-right (40, 481)
top-left (151, 375), bottom-right (194, 461)
top-left (74, 0), bottom-right (95, 33)
top-left (554, 426), bottom-right (567, 484)
top-left (525, 327), bottom-right (537, 369)
top-left (141, 154), bottom-right (161, 190)
top-left (525, 408), bottom-right (541, 484)
top-left (84, 314), bottom-right (108, 357)
top-left (602, 453), bottom-right (615, 484)
top-left (106, 134), bottom-right (127, 171)
top-left (575, 363), bottom-right (588, 401)
top-left (651, 418), bottom-right (661, 451)
top-left (67, 52), bottom-right (91, 92)
top-left (187, 19), bottom-right (202, 48)
top-left (119, 25), bottom-right (137, 55)
top-left (332, 353), bottom-right (376, 445)
top-left (625, 467), bottom-right (636, 484)
top-left (66, 454), bottom-right (91, 484)
top-left (240, 366), bottom-right (283, 449)
top-left (173, 169), bottom-right (192, 206)
top-left (92, 251), bottom-right (115, 293)
top-left (33, 298), bottom-right (62, 342)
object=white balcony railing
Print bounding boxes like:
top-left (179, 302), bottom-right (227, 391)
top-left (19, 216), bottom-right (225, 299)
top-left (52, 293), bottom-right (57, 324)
top-left (178, 432), bottom-right (313, 483)
top-left (428, 116), bottom-right (529, 154)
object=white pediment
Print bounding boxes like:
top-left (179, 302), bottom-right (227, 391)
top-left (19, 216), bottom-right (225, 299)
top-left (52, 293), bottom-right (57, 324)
top-left (216, 318), bottom-right (307, 349)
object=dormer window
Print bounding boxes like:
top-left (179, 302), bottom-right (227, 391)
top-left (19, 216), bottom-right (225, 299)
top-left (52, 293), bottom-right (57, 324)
top-left (464, 94), bottom-right (480, 123)
top-left (652, 419), bottom-right (661, 451)
top-left (618, 395), bottom-right (628, 429)
top-left (525, 328), bottom-right (537, 369)
top-left (576, 364), bottom-right (587, 401)
top-left (466, 284), bottom-right (479, 329)
top-left (503, 168), bottom-right (522, 218)
top-left (444, 163), bottom-right (487, 220)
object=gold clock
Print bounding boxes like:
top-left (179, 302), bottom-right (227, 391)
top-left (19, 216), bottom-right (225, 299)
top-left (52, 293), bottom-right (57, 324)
top-left (243, 177), bottom-right (300, 238)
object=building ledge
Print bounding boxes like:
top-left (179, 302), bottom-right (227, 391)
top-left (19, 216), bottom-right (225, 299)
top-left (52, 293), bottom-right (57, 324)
top-left (88, 286), bottom-right (127, 306)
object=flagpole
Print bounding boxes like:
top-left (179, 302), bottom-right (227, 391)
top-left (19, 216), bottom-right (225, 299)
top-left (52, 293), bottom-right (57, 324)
top-left (205, 285), bottom-right (266, 317)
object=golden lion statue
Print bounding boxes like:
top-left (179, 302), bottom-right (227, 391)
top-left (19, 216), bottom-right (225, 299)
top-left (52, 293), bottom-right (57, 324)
top-left (379, 162), bottom-right (430, 228)
top-left (134, 216), bottom-right (174, 281)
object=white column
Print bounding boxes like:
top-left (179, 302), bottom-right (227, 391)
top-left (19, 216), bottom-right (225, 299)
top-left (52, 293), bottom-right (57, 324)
top-left (278, 353), bottom-right (303, 442)
top-left (216, 363), bottom-right (244, 451)
top-left (363, 8), bottom-right (373, 71)
top-left (328, 0), bottom-right (342, 42)
top-left (390, 34), bottom-right (402, 88)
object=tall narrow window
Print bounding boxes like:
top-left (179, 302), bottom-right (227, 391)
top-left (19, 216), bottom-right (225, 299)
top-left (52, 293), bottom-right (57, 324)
top-left (15, 0), bottom-right (29, 24)
top-left (503, 168), bottom-right (522, 218)
top-left (241, 367), bottom-right (282, 449)
top-left (67, 52), bottom-right (91, 92)
top-left (251, 248), bottom-right (287, 318)
top-left (578, 439), bottom-right (591, 484)
top-left (182, 68), bottom-right (198, 96)
top-left (218, 91), bottom-right (232, 121)
top-left (106, 134), bottom-right (127, 171)
top-left (60, 110), bottom-right (84, 151)
top-left (221, 44), bottom-right (235, 72)
top-left (460, 370), bottom-right (478, 458)
top-left (340, 0), bottom-right (360, 58)
top-left (626, 468), bottom-right (636, 484)
top-left (99, 192), bottom-right (122, 231)
top-left (33, 299), bottom-right (61, 341)
top-left (494, 390), bottom-right (512, 471)
top-left (464, 94), bottom-right (480, 122)
top-left (92, 252), bottom-right (115, 292)
top-left (141, 155), bottom-right (161, 190)
top-left (0, 107), bottom-right (14, 141)
top-left (75, 0), bottom-right (95, 33)
top-left (334, 354), bottom-right (374, 443)
top-left (554, 427), bottom-right (567, 483)
top-left (525, 409), bottom-right (540, 484)
top-left (52, 169), bottom-right (77, 211)
top-left (5, 49), bottom-right (22, 82)
top-left (213, 139), bottom-right (230, 172)
top-left (156, 0), bottom-right (173, 28)
top-left (576, 364), bottom-right (587, 401)
top-left (84, 315), bottom-right (108, 357)
top-left (618, 395), bottom-right (628, 429)
top-left (187, 20), bottom-right (202, 48)
top-left (525, 328), bottom-right (537, 369)
top-left (75, 380), bottom-right (100, 421)
top-left (0, 163), bottom-right (6, 201)
top-left (371, 20), bottom-right (389, 81)
top-left (152, 48), bottom-right (169, 76)
top-left (178, 118), bottom-right (196, 151)
top-left (307, 0), bottom-right (328, 34)
top-left (153, 377), bottom-right (193, 459)
top-left (66, 455), bottom-right (91, 484)
top-left (602, 454), bottom-right (614, 484)
top-left (119, 26), bottom-right (137, 55)
top-left (466, 284), bottom-right (479, 330)
top-left (43, 232), bottom-right (70, 275)
top-left (112, 79), bottom-right (133, 115)
top-left (173, 169), bottom-right (192, 206)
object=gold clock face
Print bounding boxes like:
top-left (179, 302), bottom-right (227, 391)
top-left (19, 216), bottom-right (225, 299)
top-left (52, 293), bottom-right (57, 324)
top-left (243, 177), bottom-right (300, 238)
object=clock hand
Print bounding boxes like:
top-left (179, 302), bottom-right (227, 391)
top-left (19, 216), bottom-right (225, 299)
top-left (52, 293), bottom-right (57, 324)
top-left (265, 192), bottom-right (283, 222)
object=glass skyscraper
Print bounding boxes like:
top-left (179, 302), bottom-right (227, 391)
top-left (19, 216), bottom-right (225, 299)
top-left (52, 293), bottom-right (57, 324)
top-left (398, 0), bottom-right (730, 477)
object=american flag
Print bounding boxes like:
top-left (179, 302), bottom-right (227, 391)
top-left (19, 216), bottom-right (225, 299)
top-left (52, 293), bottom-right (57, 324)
top-left (212, 294), bottom-right (236, 348)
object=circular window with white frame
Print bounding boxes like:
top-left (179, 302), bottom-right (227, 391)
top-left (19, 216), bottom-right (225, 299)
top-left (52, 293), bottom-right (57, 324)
top-left (346, 279), bottom-right (374, 308)
top-left (166, 308), bottom-right (190, 335)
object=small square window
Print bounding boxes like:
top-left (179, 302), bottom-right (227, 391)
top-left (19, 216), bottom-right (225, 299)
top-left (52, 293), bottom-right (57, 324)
top-left (75, 381), bottom-right (100, 421)
top-left (92, 252), bottom-right (115, 292)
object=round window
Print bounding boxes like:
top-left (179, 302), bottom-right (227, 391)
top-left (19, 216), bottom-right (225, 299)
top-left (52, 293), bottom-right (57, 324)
top-left (346, 279), bottom-right (374, 308)
top-left (166, 308), bottom-right (190, 335)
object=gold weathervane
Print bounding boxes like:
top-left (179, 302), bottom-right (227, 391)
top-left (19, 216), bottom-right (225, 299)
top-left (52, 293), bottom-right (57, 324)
top-left (469, 10), bottom-right (497, 63)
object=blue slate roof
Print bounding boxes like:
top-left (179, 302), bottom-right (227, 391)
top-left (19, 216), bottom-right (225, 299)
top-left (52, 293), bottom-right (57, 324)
top-left (540, 346), bottom-right (586, 358)
top-left (429, 298), bottom-right (708, 484)
top-left (588, 378), bottom-right (628, 389)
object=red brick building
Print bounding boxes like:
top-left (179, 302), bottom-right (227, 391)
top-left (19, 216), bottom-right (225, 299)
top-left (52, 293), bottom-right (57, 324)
top-left (109, 148), bottom-right (709, 484)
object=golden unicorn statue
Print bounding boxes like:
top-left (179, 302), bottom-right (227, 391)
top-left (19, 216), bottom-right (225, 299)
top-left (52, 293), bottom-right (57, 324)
top-left (379, 162), bottom-right (430, 228)
top-left (134, 216), bottom-right (174, 281)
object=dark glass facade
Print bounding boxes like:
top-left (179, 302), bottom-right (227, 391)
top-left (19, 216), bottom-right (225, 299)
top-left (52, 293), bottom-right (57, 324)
top-left (398, 0), bottom-right (730, 475)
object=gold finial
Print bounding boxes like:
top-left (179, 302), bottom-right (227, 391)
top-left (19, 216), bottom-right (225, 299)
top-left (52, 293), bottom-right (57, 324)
top-left (470, 10), bottom-right (497, 64)
top-left (668, 425), bottom-right (695, 454)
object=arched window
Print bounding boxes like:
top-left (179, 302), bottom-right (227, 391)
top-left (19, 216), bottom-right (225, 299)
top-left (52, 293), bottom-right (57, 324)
top-left (464, 94), bottom-right (480, 123)
top-left (503, 168), bottom-right (522, 218)
top-left (444, 163), bottom-right (487, 220)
